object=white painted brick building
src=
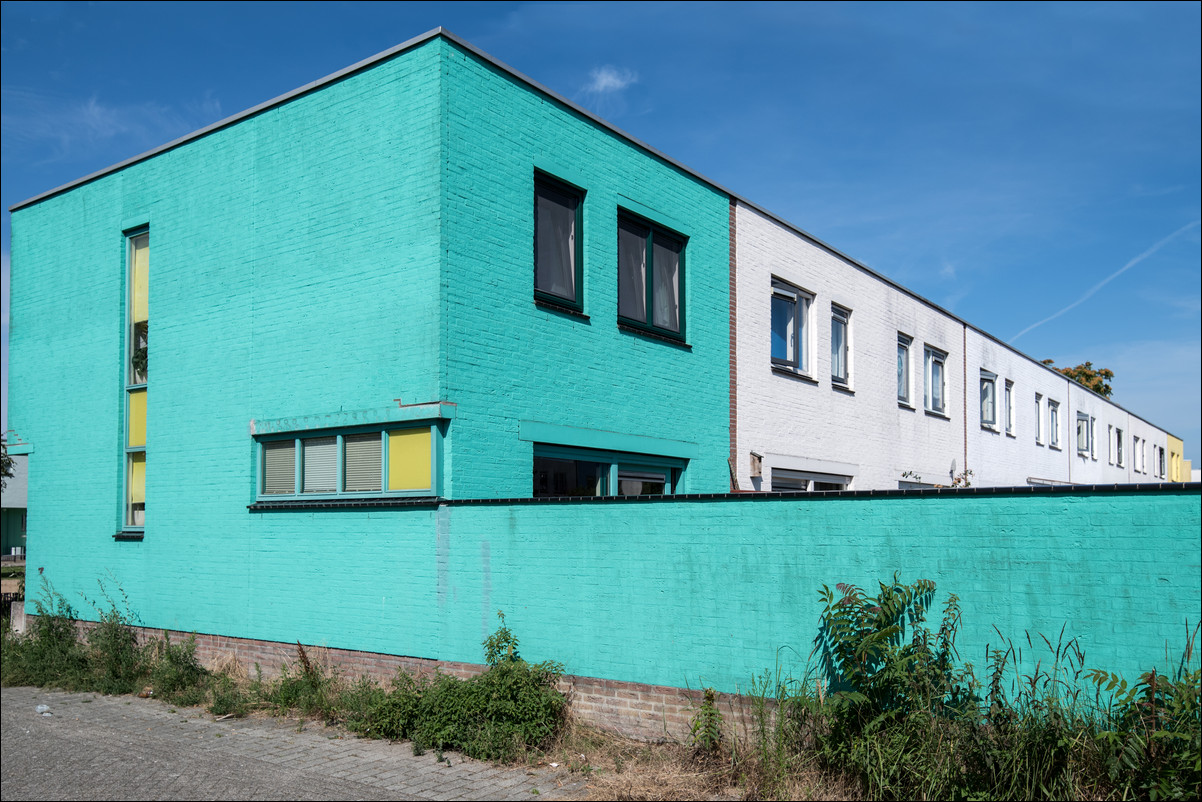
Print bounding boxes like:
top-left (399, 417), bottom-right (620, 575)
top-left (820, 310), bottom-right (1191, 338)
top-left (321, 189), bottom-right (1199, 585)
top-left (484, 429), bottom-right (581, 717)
top-left (733, 200), bottom-right (1174, 491)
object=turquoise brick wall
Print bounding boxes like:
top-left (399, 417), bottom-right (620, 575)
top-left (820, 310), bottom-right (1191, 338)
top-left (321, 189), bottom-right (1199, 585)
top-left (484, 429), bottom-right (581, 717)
top-left (438, 40), bottom-right (731, 498)
top-left (8, 39), bottom-right (446, 613)
top-left (17, 489), bottom-right (1202, 697)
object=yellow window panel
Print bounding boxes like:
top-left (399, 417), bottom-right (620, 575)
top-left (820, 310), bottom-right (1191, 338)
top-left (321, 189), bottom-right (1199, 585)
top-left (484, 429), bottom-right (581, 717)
top-left (131, 233), bottom-right (149, 324)
top-left (128, 389), bottom-right (147, 447)
top-left (388, 428), bottom-right (431, 491)
top-left (128, 452), bottom-right (146, 504)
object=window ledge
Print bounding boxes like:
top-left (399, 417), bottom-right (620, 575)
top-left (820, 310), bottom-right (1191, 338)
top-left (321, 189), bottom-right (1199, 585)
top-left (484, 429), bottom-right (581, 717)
top-left (114, 531), bottom-right (144, 541)
top-left (1006, 432), bottom-right (1016, 439)
top-left (981, 424), bottom-right (1000, 434)
top-left (831, 383), bottom-right (855, 396)
top-left (534, 296), bottom-right (588, 319)
top-left (617, 321), bottom-right (690, 349)
top-left (924, 409), bottom-right (950, 420)
top-left (1049, 445), bottom-right (1062, 452)
top-left (772, 365), bottom-right (818, 384)
top-left (250, 497), bottom-right (440, 511)
top-left (898, 401), bottom-right (915, 411)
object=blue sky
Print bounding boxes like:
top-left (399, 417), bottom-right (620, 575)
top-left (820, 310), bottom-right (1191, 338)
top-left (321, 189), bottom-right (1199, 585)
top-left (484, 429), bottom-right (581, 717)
top-left (3, 1), bottom-right (1200, 460)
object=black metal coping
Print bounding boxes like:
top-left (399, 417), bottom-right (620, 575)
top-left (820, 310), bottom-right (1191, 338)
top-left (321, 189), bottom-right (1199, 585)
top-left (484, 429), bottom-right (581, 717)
top-left (245, 482), bottom-right (1200, 511)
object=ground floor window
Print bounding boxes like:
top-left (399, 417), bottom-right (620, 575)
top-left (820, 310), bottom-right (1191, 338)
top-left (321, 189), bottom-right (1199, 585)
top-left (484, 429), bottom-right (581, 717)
top-left (771, 468), bottom-right (851, 492)
top-left (258, 425), bottom-right (436, 498)
top-left (533, 445), bottom-right (682, 498)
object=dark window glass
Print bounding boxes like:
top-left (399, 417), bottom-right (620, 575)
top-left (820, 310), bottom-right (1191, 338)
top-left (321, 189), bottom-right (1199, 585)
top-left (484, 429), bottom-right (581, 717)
top-left (535, 179), bottom-right (581, 303)
top-left (533, 457), bottom-right (607, 497)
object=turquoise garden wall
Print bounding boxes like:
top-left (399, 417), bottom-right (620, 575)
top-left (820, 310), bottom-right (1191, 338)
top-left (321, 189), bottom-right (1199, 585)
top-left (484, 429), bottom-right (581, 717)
top-left (438, 39), bottom-right (731, 498)
top-left (17, 488), bottom-right (1202, 696)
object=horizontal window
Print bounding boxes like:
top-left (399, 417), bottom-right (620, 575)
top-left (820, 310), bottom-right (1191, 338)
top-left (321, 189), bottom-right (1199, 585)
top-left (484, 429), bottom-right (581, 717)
top-left (258, 425), bottom-right (435, 498)
top-left (771, 468), bottom-right (851, 492)
top-left (533, 444), bottom-right (683, 498)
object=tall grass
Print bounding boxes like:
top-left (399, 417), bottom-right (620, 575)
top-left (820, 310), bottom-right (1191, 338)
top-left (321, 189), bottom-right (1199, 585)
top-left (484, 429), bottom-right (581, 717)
top-left (726, 575), bottom-right (1201, 801)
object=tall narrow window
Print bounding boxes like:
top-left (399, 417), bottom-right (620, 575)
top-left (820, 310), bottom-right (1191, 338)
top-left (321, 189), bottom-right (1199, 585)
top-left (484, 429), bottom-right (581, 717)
top-left (1116, 428), bottom-right (1125, 466)
top-left (534, 174), bottom-right (583, 308)
top-left (925, 346), bottom-right (947, 414)
top-left (617, 212), bottom-right (685, 338)
top-left (1048, 401), bottom-right (1060, 448)
top-left (771, 279), bottom-right (811, 372)
top-left (124, 231), bottom-right (148, 528)
top-left (980, 370), bottom-right (997, 428)
top-left (831, 305), bottom-right (850, 386)
top-left (1035, 394), bottom-right (1044, 444)
top-left (1004, 380), bottom-right (1014, 435)
top-left (1076, 412), bottom-right (1091, 454)
top-left (897, 334), bottom-right (912, 405)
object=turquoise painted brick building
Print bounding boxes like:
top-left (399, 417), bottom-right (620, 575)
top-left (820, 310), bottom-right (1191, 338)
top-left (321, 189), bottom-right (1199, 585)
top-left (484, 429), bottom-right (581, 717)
top-left (7, 30), bottom-right (1199, 711)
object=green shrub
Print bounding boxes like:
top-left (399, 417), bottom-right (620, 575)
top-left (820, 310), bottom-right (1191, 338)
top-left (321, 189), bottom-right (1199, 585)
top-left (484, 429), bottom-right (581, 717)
top-left (1, 581), bottom-right (88, 689)
top-left (147, 633), bottom-right (209, 707)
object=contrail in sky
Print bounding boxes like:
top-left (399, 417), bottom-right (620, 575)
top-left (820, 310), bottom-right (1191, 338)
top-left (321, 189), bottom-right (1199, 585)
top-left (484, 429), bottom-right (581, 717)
top-left (1009, 220), bottom-right (1201, 344)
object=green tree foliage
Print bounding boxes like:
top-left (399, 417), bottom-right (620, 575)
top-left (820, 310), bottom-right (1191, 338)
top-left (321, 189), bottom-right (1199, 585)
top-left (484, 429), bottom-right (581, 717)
top-left (1041, 359), bottom-right (1115, 398)
top-left (1, 440), bottom-right (13, 490)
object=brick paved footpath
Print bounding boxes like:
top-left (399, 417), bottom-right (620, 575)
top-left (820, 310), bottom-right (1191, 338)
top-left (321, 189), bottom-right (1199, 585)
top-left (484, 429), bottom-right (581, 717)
top-left (1, 686), bottom-right (588, 801)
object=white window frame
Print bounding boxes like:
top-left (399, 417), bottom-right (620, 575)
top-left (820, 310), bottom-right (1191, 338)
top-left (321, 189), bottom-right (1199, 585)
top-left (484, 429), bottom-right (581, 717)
top-left (831, 304), bottom-right (851, 387)
top-left (1035, 394), bottom-right (1044, 445)
top-left (771, 468), bottom-right (851, 492)
top-left (1048, 400), bottom-right (1060, 449)
top-left (770, 278), bottom-right (812, 374)
top-left (1116, 428), bottom-right (1125, 467)
top-left (1004, 380), bottom-right (1014, 436)
top-left (980, 370), bottom-right (998, 429)
top-left (1076, 412), bottom-right (1091, 455)
top-left (897, 334), bottom-right (913, 406)
top-left (924, 346), bottom-right (948, 415)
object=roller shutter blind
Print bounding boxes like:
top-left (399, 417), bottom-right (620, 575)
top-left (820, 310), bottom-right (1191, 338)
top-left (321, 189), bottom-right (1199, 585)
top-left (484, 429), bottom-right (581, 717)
top-left (344, 433), bottom-right (382, 492)
top-left (262, 440), bottom-right (296, 495)
top-left (302, 436), bottom-right (337, 493)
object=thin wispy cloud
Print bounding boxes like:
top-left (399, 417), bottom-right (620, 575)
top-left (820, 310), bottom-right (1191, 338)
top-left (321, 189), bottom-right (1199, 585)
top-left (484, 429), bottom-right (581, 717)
top-left (584, 65), bottom-right (638, 95)
top-left (0, 87), bottom-right (222, 166)
top-left (1008, 220), bottom-right (1202, 344)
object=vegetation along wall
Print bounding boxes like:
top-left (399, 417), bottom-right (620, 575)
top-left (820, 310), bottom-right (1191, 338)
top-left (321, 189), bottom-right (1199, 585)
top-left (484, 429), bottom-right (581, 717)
top-left (22, 486), bottom-right (1200, 697)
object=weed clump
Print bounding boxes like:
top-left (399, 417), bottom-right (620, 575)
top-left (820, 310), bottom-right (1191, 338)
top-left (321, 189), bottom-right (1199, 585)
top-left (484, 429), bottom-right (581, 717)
top-left (353, 611), bottom-right (567, 761)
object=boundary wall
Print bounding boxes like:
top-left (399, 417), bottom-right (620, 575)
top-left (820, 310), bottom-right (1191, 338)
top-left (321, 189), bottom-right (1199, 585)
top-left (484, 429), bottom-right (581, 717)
top-left (19, 485), bottom-right (1201, 741)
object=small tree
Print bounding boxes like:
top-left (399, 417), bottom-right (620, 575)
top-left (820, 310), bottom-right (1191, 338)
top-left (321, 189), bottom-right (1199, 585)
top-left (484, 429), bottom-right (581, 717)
top-left (1, 440), bottom-right (13, 491)
top-left (1041, 359), bottom-right (1114, 398)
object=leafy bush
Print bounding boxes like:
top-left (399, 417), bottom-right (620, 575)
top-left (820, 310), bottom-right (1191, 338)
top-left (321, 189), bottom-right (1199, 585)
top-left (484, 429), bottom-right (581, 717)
top-left (148, 633), bottom-right (208, 707)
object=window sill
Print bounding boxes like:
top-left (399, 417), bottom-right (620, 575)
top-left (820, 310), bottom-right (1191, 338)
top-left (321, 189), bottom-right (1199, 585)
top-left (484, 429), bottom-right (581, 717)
top-left (617, 321), bottom-right (690, 349)
top-left (1005, 432), bottom-right (1016, 439)
top-left (1049, 445), bottom-right (1062, 452)
top-left (898, 401), bottom-right (915, 411)
top-left (114, 531), bottom-right (144, 541)
top-left (831, 383), bottom-right (855, 396)
top-left (772, 365), bottom-right (817, 384)
top-left (534, 296), bottom-right (588, 320)
top-left (924, 409), bottom-right (950, 420)
top-left (250, 497), bottom-right (440, 511)
top-left (981, 424), bottom-right (1000, 434)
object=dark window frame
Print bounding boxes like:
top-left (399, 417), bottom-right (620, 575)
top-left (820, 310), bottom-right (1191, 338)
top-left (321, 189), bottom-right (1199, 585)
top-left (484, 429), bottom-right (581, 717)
top-left (534, 172), bottom-right (585, 311)
top-left (617, 209), bottom-right (687, 341)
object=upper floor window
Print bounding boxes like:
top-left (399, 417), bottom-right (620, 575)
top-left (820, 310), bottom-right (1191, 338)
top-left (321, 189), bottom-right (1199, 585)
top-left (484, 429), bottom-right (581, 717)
top-left (924, 346), bottom-right (947, 414)
top-left (534, 174), bottom-right (584, 309)
top-left (1048, 400), bottom-right (1060, 449)
top-left (1004, 380), bottom-right (1014, 435)
top-left (1035, 394), bottom-right (1044, 444)
top-left (771, 279), bottom-right (811, 372)
top-left (980, 370), bottom-right (997, 428)
top-left (618, 213), bottom-right (685, 339)
top-left (1076, 412), bottom-right (1093, 455)
top-left (831, 305), bottom-right (851, 386)
top-left (897, 334), bottom-right (912, 405)
top-left (1115, 427), bottom-right (1125, 466)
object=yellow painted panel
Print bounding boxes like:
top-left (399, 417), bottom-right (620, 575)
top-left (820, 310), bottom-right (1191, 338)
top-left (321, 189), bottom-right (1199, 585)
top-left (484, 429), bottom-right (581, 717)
top-left (128, 453), bottom-right (145, 504)
top-left (131, 233), bottom-right (149, 324)
top-left (128, 389), bottom-right (147, 447)
top-left (388, 428), bottom-right (431, 491)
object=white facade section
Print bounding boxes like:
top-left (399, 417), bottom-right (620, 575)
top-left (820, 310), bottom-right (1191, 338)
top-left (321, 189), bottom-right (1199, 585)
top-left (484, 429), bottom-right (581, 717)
top-left (734, 201), bottom-right (1174, 490)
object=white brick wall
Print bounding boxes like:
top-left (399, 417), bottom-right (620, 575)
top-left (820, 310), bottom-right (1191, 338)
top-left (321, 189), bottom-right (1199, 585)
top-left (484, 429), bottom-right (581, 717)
top-left (734, 202), bottom-right (1174, 490)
